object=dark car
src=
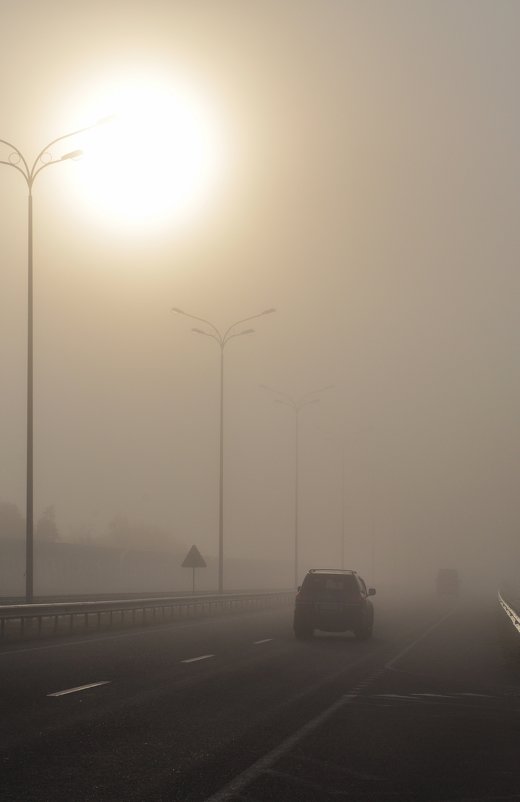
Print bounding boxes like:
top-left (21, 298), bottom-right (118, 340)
top-left (293, 568), bottom-right (376, 640)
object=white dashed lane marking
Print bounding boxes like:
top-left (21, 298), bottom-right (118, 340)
top-left (253, 639), bottom-right (273, 645)
top-left (47, 681), bottom-right (111, 697)
top-left (181, 654), bottom-right (215, 664)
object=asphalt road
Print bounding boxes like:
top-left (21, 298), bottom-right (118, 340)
top-left (1, 592), bottom-right (518, 801)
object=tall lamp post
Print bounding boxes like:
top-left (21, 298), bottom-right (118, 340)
top-left (340, 440), bottom-right (346, 569)
top-left (261, 385), bottom-right (332, 589)
top-left (172, 307), bottom-right (275, 593)
top-left (0, 119), bottom-right (111, 603)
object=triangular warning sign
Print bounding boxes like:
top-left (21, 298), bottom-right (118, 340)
top-left (182, 545), bottom-right (207, 568)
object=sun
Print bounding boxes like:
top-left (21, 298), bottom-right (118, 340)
top-left (75, 77), bottom-right (225, 228)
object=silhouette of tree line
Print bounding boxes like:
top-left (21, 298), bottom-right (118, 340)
top-left (0, 502), bottom-right (185, 554)
top-left (0, 502), bottom-right (60, 541)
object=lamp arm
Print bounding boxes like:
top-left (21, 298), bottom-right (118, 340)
top-left (193, 330), bottom-right (221, 346)
top-left (31, 156), bottom-right (74, 185)
top-left (0, 158), bottom-right (30, 185)
top-left (223, 330), bottom-right (255, 346)
top-left (299, 385), bottom-right (334, 402)
top-left (175, 310), bottom-right (222, 341)
top-left (274, 398), bottom-right (297, 411)
top-left (296, 398), bottom-right (320, 411)
top-left (0, 138), bottom-right (30, 181)
top-left (223, 311), bottom-right (268, 341)
top-left (29, 122), bottom-right (103, 181)
top-left (260, 384), bottom-right (296, 404)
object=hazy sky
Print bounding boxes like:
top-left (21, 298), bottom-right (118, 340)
top-left (1, 1), bottom-right (519, 587)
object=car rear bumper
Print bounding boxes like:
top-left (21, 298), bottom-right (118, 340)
top-left (294, 601), bottom-right (368, 632)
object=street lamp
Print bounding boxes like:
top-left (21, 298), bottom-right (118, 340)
top-left (0, 117), bottom-right (112, 603)
top-left (340, 440), bottom-right (346, 569)
top-left (172, 307), bottom-right (275, 593)
top-left (261, 385), bottom-right (332, 588)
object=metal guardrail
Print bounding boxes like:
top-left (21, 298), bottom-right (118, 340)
top-left (498, 591), bottom-right (520, 634)
top-left (0, 590), bottom-right (221, 605)
top-left (0, 591), bottom-right (294, 642)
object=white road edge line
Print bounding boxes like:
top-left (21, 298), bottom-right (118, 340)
top-left (206, 608), bottom-right (456, 802)
top-left (47, 681), bottom-right (111, 697)
top-left (253, 638), bottom-right (273, 645)
top-left (498, 592), bottom-right (520, 634)
top-left (181, 654), bottom-right (214, 664)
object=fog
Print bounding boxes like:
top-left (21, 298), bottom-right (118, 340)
top-left (1, 0), bottom-right (519, 596)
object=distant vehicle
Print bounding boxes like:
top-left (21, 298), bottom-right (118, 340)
top-left (436, 568), bottom-right (460, 597)
top-left (293, 568), bottom-right (376, 640)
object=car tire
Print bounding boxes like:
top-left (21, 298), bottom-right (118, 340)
top-left (354, 625), bottom-right (372, 641)
top-left (354, 615), bottom-right (373, 641)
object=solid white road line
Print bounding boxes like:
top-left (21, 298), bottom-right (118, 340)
top-left (206, 608), bottom-right (457, 801)
top-left (253, 638), bottom-right (273, 645)
top-left (385, 607), bottom-right (456, 670)
top-left (498, 591), bottom-right (520, 634)
top-left (206, 668), bottom-right (385, 802)
top-left (47, 681), bottom-right (111, 697)
top-left (181, 654), bottom-right (214, 664)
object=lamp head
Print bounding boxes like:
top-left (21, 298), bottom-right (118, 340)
top-left (171, 307), bottom-right (185, 314)
top-left (61, 149), bottom-right (83, 161)
top-left (239, 328), bottom-right (255, 336)
top-left (262, 308), bottom-right (276, 315)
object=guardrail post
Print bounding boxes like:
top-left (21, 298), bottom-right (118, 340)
top-left (0, 591), bottom-right (293, 643)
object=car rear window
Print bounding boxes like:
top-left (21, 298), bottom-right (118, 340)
top-left (302, 574), bottom-right (359, 593)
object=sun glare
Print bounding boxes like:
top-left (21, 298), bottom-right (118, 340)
top-left (76, 79), bottom-right (225, 227)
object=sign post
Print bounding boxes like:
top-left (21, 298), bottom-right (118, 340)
top-left (181, 545), bottom-right (207, 593)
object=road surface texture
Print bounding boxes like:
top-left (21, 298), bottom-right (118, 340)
top-left (1, 592), bottom-right (518, 801)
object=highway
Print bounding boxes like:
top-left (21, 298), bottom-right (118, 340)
top-left (1, 593), bottom-right (519, 801)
